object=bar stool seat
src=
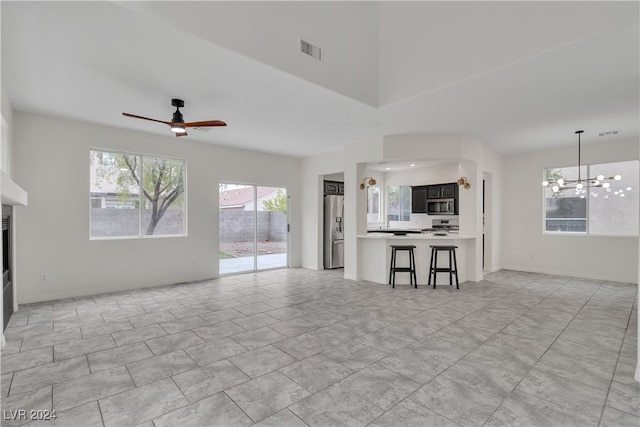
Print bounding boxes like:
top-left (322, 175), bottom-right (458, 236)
top-left (428, 245), bottom-right (459, 289)
top-left (389, 245), bottom-right (417, 288)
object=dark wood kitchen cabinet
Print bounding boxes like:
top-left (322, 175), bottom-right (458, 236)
top-left (441, 183), bottom-right (457, 198)
top-left (427, 185), bottom-right (441, 199)
top-left (427, 183), bottom-right (458, 199)
top-left (411, 186), bottom-right (427, 213)
top-left (324, 180), bottom-right (344, 195)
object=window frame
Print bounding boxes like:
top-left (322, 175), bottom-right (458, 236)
top-left (366, 184), bottom-right (382, 225)
top-left (89, 148), bottom-right (188, 240)
top-left (387, 185), bottom-right (411, 222)
top-left (542, 160), bottom-right (638, 237)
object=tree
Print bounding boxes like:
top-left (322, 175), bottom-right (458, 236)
top-left (545, 168), bottom-right (567, 198)
top-left (122, 155), bottom-right (184, 235)
top-left (262, 189), bottom-right (287, 212)
top-left (92, 151), bottom-right (184, 235)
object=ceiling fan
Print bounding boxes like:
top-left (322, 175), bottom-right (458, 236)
top-left (122, 99), bottom-right (226, 137)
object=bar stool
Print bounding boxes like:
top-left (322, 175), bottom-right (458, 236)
top-left (389, 245), bottom-right (417, 288)
top-left (428, 245), bottom-right (459, 289)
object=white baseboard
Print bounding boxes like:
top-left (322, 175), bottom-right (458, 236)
top-left (499, 264), bottom-right (637, 284)
top-left (17, 275), bottom-right (218, 304)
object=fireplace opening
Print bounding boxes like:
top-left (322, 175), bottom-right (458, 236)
top-left (3, 204), bottom-right (13, 331)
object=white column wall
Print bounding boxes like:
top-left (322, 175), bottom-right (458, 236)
top-left (483, 148), bottom-right (503, 273)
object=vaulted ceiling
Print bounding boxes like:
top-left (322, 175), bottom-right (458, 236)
top-left (2, 1), bottom-right (638, 157)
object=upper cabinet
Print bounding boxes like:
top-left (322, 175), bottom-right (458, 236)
top-left (324, 180), bottom-right (344, 195)
top-left (427, 183), bottom-right (458, 199)
top-left (427, 186), bottom-right (441, 199)
top-left (411, 185), bottom-right (427, 213)
top-left (413, 182), bottom-right (459, 215)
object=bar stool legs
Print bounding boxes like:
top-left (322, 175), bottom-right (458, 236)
top-left (389, 245), bottom-right (417, 288)
top-left (428, 245), bottom-right (459, 289)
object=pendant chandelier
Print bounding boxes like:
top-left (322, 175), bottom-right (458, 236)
top-left (542, 130), bottom-right (621, 194)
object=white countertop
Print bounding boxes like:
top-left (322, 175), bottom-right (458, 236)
top-left (358, 233), bottom-right (475, 240)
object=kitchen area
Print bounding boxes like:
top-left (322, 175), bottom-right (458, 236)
top-left (322, 155), bottom-right (485, 286)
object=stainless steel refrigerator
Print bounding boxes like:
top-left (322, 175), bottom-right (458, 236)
top-left (324, 195), bottom-right (344, 269)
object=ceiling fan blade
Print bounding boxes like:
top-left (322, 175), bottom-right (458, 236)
top-left (184, 120), bottom-right (227, 128)
top-left (122, 112), bottom-right (171, 126)
top-left (176, 131), bottom-right (188, 137)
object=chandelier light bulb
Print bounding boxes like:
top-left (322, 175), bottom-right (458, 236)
top-left (552, 185), bottom-right (559, 192)
top-left (626, 187), bottom-right (632, 191)
top-left (593, 180), bottom-right (600, 186)
top-left (557, 178), bottom-right (564, 186)
top-left (614, 175), bottom-right (622, 180)
top-left (597, 175), bottom-right (604, 181)
top-left (542, 181), bottom-right (549, 187)
top-left (602, 182), bottom-right (610, 188)
top-left (576, 182), bottom-right (583, 190)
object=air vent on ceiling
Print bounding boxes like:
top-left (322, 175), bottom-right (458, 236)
top-left (598, 130), bottom-right (620, 137)
top-left (300, 39), bottom-right (322, 61)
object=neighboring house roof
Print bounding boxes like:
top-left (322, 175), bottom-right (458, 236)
top-left (219, 186), bottom-right (277, 208)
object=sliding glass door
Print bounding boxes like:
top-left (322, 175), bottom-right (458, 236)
top-left (219, 183), bottom-right (288, 275)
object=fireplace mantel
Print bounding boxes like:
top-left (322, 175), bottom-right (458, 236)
top-left (1, 171), bottom-right (28, 206)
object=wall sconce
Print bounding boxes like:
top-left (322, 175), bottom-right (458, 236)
top-left (360, 177), bottom-right (377, 189)
top-left (457, 177), bottom-right (471, 189)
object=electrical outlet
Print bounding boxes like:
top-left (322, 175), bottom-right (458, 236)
top-left (41, 274), bottom-right (48, 282)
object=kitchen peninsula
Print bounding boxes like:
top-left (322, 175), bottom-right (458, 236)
top-left (358, 232), bottom-right (476, 285)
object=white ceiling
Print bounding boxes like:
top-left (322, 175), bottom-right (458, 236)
top-left (2, 1), bottom-right (638, 158)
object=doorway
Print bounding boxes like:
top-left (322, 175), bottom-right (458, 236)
top-left (219, 183), bottom-right (289, 275)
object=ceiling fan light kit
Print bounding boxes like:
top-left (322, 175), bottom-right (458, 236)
top-left (123, 98), bottom-right (226, 137)
top-left (542, 130), bottom-right (621, 195)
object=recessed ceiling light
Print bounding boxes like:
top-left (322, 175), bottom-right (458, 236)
top-left (385, 167), bottom-right (391, 170)
top-left (410, 164), bottom-right (416, 167)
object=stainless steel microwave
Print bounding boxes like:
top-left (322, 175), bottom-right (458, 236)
top-left (427, 198), bottom-right (455, 215)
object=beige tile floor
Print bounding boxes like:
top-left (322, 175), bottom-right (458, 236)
top-left (1, 269), bottom-right (638, 426)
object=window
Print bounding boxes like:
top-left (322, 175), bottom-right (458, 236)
top-left (387, 186), bottom-right (411, 221)
top-left (90, 150), bottom-right (186, 238)
top-left (544, 160), bottom-right (638, 236)
top-left (367, 185), bottom-right (381, 223)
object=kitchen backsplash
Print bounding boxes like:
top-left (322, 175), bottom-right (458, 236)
top-left (384, 214), bottom-right (458, 230)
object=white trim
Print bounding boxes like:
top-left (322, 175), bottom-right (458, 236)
top-left (500, 264), bottom-right (637, 284)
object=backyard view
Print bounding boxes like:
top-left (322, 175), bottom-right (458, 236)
top-left (219, 184), bottom-right (288, 274)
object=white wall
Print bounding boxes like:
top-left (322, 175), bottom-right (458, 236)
top-left (13, 112), bottom-right (301, 303)
top-left (502, 138), bottom-right (638, 282)
top-left (483, 147), bottom-right (503, 273)
top-left (1, 91), bottom-right (12, 175)
top-left (300, 148), bottom-right (345, 270)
